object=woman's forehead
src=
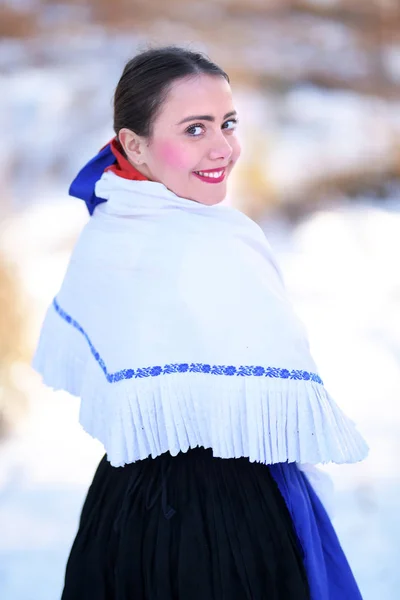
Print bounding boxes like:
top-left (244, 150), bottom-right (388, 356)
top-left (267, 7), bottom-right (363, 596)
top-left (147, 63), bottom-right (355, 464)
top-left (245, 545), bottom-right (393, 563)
top-left (160, 75), bottom-right (234, 119)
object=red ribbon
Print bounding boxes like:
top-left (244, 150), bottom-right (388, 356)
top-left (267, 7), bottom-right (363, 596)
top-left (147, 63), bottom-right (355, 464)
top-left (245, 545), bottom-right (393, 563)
top-left (104, 137), bottom-right (149, 181)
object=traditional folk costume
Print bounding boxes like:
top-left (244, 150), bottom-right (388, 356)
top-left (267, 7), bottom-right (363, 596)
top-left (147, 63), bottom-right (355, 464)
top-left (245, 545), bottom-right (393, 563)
top-left (33, 139), bottom-right (368, 599)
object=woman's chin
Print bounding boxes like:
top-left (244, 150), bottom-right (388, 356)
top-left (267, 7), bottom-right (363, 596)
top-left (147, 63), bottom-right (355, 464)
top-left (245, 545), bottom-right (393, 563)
top-left (167, 180), bottom-right (228, 205)
top-left (192, 183), bottom-right (228, 206)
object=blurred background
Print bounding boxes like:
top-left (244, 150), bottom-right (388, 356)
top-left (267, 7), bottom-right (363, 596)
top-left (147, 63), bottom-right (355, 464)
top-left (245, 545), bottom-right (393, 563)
top-left (1, 0), bottom-right (400, 598)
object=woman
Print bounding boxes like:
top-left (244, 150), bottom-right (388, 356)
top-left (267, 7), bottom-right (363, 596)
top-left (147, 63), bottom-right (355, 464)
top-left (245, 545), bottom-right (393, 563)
top-left (33, 46), bottom-right (368, 599)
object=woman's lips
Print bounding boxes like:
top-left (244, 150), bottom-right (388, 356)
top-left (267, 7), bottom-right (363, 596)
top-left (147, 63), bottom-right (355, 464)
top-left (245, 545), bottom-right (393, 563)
top-left (193, 167), bottom-right (226, 184)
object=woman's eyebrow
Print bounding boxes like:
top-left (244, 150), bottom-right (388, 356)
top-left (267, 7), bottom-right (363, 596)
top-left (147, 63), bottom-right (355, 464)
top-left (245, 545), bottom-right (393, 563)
top-left (177, 110), bottom-right (237, 125)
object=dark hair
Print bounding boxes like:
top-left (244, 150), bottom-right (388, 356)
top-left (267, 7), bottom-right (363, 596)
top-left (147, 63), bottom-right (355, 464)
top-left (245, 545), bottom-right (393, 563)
top-left (113, 46), bottom-right (229, 139)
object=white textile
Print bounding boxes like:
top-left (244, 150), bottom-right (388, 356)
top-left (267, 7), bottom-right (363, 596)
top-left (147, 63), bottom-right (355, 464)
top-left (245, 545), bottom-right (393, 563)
top-left (33, 172), bottom-right (368, 467)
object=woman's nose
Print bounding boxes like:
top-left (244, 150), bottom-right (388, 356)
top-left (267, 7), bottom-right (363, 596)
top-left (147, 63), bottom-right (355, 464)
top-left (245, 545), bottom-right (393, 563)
top-left (208, 134), bottom-right (233, 162)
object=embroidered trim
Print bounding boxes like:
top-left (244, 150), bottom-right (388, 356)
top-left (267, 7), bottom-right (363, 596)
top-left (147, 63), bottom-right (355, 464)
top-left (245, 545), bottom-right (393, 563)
top-left (53, 298), bottom-right (324, 385)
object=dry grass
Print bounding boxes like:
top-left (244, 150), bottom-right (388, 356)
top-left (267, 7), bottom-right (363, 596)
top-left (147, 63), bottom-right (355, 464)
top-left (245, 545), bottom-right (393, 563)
top-left (0, 253), bottom-right (29, 439)
top-left (0, 7), bottom-right (36, 38)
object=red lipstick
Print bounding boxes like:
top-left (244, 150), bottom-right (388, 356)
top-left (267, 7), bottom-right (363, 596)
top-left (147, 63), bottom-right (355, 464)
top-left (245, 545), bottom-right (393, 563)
top-left (193, 167), bottom-right (226, 184)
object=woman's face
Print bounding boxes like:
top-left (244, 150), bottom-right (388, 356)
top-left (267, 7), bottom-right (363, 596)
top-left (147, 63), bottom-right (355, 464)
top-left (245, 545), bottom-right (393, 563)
top-left (123, 74), bottom-right (241, 205)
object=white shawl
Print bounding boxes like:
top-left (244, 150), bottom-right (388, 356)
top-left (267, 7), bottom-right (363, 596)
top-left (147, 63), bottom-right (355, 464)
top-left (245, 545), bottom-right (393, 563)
top-left (33, 171), bottom-right (368, 467)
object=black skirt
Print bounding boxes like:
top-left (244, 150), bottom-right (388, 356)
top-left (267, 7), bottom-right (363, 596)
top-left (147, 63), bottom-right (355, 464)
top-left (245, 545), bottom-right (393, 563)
top-left (62, 447), bottom-right (310, 600)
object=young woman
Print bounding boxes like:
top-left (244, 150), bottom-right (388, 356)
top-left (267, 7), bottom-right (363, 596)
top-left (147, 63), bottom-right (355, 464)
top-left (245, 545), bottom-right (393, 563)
top-left (33, 46), bottom-right (368, 599)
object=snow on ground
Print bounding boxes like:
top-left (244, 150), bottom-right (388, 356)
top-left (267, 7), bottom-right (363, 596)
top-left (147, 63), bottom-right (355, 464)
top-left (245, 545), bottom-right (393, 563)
top-left (0, 196), bottom-right (399, 599)
top-left (263, 197), bottom-right (400, 598)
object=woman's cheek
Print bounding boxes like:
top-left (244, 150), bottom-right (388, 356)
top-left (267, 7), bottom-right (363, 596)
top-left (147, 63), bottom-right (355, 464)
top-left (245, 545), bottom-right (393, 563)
top-left (231, 136), bottom-right (241, 164)
top-left (154, 141), bottom-right (194, 170)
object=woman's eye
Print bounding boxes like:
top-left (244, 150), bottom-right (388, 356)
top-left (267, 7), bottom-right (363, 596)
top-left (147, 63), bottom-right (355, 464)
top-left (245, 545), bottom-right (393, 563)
top-left (186, 124), bottom-right (204, 136)
top-left (185, 119), bottom-right (238, 137)
top-left (222, 118), bottom-right (238, 131)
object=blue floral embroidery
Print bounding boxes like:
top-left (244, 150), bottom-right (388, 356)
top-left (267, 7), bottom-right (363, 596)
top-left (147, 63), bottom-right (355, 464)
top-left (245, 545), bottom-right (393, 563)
top-left (53, 298), bottom-right (324, 386)
top-left (253, 366), bottom-right (265, 376)
top-left (237, 365), bottom-right (253, 376)
top-left (188, 363), bottom-right (203, 373)
top-left (224, 366), bottom-right (237, 376)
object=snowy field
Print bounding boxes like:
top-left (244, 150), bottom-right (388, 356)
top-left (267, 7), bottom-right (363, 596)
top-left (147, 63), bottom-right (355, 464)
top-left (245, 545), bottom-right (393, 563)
top-left (0, 13), bottom-right (399, 598)
top-left (262, 197), bottom-right (400, 598)
top-left (0, 194), bottom-right (399, 599)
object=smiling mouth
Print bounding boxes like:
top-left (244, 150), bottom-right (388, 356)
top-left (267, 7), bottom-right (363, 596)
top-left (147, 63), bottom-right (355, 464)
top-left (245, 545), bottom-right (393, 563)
top-left (193, 168), bottom-right (226, 183)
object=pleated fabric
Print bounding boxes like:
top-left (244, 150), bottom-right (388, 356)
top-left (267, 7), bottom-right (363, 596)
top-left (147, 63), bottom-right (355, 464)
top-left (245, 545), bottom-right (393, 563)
top-left (61, 448), bottom-right (310, 600)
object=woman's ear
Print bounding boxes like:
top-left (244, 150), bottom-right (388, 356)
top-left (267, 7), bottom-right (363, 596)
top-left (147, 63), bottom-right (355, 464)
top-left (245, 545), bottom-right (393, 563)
top-left (118, 128), bottom-right (148, 166)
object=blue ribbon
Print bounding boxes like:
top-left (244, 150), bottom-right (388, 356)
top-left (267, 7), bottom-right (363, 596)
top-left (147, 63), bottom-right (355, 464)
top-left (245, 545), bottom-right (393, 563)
top-left (69, 142), bottom-right (116, 215)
